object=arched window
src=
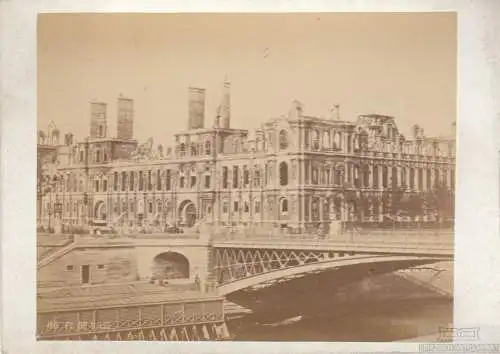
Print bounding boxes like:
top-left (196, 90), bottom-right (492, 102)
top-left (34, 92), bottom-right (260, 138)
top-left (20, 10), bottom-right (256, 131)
top-left (205, 140), bottom-right (211, 155)
top-left (233, 166), bottom-right (239, 188)
top-left (324, 169), bottom-right (331, 185)
top-left (191, 143), bottom-right (198, 156)
top-left (222, 167), bottom-right (228, 189)
top-left (96, 149), bottom-right (101, 163)
top-left (312, 167), bottom-right (318, 185)
top-left (354, 165), bottom-right (361, 188)
top-left (434, 169), bottom-right (440, 187)
top-left (232, 139), bottom-right (239, 153)
top-left (279, 162), bottom-right (288, 186)
top-left (363, 165), bottom-right (370, 188)
top-left (254, 200), bottom-right (261, 213)
top-left (139, 171), bottom-right (144, 191)
top-left (335, 168), bottom-right (342, 185)
top-left (409, 168), bottom-right (415, 189)
top-left (391, 167), bottom-right (398, 188)
top-left (121, 172), bottom-right (127, 191)
top-left (281, 198), bottom-right (288, 213)
top-left (129, 171), bottom-right (135, 191)
top-left (334, 131), bottom-right (341, 150)
top-left (114, 172), bottom-right (119, 191)
top-left (382, 166), bottom-right (388, 188)
top-left (253, 166), bottom-right (261, 187)
top-left (312, 198), bottom-right (320, 219)
top-left (312, 130), bottom-right (320, 150)
top-left (156, 170), bottom-right (162, 190)
top-left (243, 166), bottom-right (249, 186)
top-left (179, 143), bottom-right (186, 157)
top-left (147, 170), bottom-right (152, 191)
top-left (279, 130), bottom-right (288, 150)
top-left (323, 131), bottom-right (330, 150)
top-left (373, 165), bottom-right (379, 188)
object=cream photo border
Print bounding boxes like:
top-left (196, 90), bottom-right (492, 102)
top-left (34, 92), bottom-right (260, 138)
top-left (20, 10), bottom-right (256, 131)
top-left (1, 1), bottom-right (500, 353)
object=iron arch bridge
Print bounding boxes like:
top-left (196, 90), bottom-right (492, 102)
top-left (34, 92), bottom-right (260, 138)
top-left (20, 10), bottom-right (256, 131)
top-left (211, 242), bottom-right (452, 296)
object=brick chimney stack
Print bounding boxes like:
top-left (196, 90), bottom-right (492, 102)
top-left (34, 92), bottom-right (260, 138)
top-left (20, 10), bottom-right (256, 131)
top-left (117, 94), bottom-right (134, 140)
top-left (188, 87), bottom-right (206, 130)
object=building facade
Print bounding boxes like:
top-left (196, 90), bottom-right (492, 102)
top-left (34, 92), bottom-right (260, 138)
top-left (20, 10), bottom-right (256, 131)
top-left (37, 81), bottom-right (456, 233)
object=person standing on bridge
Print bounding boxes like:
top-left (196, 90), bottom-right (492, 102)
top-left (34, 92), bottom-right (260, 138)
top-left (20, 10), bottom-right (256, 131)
top-left (194, 274), bottom-right (201, 291)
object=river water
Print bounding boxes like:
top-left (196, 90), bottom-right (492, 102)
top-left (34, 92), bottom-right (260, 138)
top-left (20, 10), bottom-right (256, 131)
top-left (226, 268), bottom-right (452, 342)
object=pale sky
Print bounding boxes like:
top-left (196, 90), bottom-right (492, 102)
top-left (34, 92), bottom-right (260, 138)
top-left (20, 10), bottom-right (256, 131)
top-left (38, 13), bottom-right (456, 146)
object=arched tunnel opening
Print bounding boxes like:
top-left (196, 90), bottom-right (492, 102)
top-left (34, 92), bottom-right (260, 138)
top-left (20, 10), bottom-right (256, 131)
top-left (152, 252), bottom-right (190, 280)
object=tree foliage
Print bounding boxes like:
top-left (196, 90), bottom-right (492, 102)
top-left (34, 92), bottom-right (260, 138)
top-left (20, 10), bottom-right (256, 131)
top-left (423, 182), bottom-right (454, 219)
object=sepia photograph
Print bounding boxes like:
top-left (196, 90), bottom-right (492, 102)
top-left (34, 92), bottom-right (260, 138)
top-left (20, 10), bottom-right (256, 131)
top-left (36, 13), bottom-right (456, 342)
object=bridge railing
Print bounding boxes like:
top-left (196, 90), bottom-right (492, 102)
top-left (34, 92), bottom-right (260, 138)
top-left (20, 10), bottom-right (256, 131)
top-left (211, 227), bottom-right (454, 247)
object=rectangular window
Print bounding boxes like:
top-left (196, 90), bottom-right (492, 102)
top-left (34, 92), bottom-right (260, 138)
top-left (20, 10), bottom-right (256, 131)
top-left (94, 180), bottom-right (99, 192)
top-left (190, 176), bottom-right (196, 188)
top-left (66, 265), bottom-right (74, 271)
top-left (148, 202), bottom-right (153, 214)
top-left (243, 167), bottom-right (249, 186)
top-left (148, 171), bottom-right (152, 191)
top-left (139, 171), bottom-right (144, 191)
top-left (129, 172), bottom-right (135, 191)
top-left (97, 264), bottom-right (105, 270)
top-left (233, 201), bottom-right (239, 212)
top-left (121, 172), bottom-right (127, 191)
top-left (114, 172), bottom-right (118, 191)
top-left (223, 202), bottom-right (228, 214)
top-left (180, 176), bottom-right (185, 189)
top-left (166, 170), bottom-right (171, 190)
top-left (103, 180), bottom-right (108, 192)
top-left (233, 166), bottom-right (239, 188)
top-left (254, 169), bottom-right (261, 187)
top-left (204, 175), bottom-right (211, 189)
top-left (157, 170), bottom-right (162, 190)
top-left (223, 167), bottom-right (228, 189)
